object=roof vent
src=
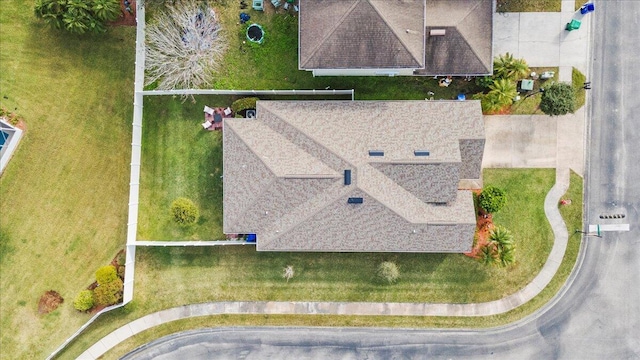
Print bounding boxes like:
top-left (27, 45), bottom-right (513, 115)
top-left (344, 170), bottom-right (351, 185)
top-left (430, 29), bottom-right (446, 36)
top-left (348, 197), bottom-right (363, 204)
top-left (368, 150), bottom-right (384, 157)
top-left (414, 150), bottom-right (430, 157)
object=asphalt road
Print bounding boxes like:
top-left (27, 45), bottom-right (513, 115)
top-left (122, 2), bottom-right (640, 359)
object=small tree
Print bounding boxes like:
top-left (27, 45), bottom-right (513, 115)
top-left (96, 265), bottom-right (118, 285)
top-left (145, 0), bottom-right (228, 89)
top-left (540, 83), bottom-right (576, 116)
top-left (493, 53), bottom-right (530, 81)
top-left (73, 290), bottom-right (95, 311)
top-left (171, 197), bottom-right (199, 225)
top-left (282, 265), bottom-right (295, 282)
top-left (489, 226), bottom-right (515, 267)
top-left (34, 0), bottom-right (121, 34)
top-left (478, 186), bottom-right (507, 214)
top-left (94, 278), bottom-right (124, 306)
top-left (488, 78), bottom-right (517, 106)
top-left (376, 261), bottom-right (400, 284)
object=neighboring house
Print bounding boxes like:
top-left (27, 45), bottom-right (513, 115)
top-left (223, 100), bottom-right (485, 252)
top-left (298, 0), bottom-right (493, 77)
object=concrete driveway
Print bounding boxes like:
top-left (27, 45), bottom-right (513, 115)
top-left (482, 108), bottom-right (585, 176)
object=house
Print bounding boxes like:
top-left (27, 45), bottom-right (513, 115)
top-left (298, 0), bottom-right (493, 77)
top-left (223, 100), bottom-right (485, 252)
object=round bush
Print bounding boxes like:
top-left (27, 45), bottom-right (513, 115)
top-left (478, 186), bottom-right (507, 214)
top-left (376, 261), bottom-right (400, 284)
top-left (94, 278), bottom-right (124, 306)
top-left (73, 290), bottom-right (95, 312)
top-left (95, 265), bottom-right (118, 285)
top-left (171, 197), bottom-right (199, 225)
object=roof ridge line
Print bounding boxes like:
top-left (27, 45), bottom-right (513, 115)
top-left (454, 0), bottom-right (491, 72)
top-left (258, 102), bottom-right (357, 174)
top-left (301, 0), bottom-right (361, 68)
top-left (368, 0), bottom-right (424, 67)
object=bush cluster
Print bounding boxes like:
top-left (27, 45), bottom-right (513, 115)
top-left (171, 197), bottom-right (200, 225)
top-left (478, 186), bottom-right (507, 214)
top-left (0, 106), bottom-right (24, 126)
top-left (231, 97), bottom-right (259, 114)
top-left (376, 261), bottom-right (400, 284)
top-left (73, 290), bottom-right (95, 312)
top-left (96, 265), bottom-right (118, 285)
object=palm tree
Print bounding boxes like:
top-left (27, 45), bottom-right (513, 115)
top-left (92, 0), bottom-right (121, 22)
top-left (493, 53), bottom-right (530, 80)
top-left (488, 78), bottom-right (517, 107)
top-left (489, 226), bottom-right (515, 267)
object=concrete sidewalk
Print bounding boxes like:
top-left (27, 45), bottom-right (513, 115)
top-left (77, 2), bottom-right (592, 358)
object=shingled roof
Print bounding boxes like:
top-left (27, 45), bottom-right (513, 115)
top-left (299, 0), bottom-right (493, 75)
top-left (223, 101), bottom-right (485, 253)
top-left (420, 0), bottom-right (493, 75)
top-left (299, 0), bottom-right (426, 69)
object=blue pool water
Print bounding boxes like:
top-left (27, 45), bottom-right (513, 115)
top-left (0, 130), bottom-right (9, 151)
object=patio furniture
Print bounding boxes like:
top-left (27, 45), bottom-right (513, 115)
top-left (540, 71), bottom-right (555, 80)
top-left (271, 0), bottom-right (282, 7)
top-left (252, 0), bottom-right (263, 11)
top-left (223, 107), bottom-right (232, 116)
top-left (202, 121), bottom-right (212, 129)
top-left (214, 113), bottom-right (223, 123)
top-left (204, 106), bottom-right (215, 115)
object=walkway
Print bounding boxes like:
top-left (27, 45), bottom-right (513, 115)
top-left (78, 2), bottom-right (591, 358)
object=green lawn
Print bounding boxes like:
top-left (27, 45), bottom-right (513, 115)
top-left (510, 67), bottom-right (559, 115)
top-left (88, 170), bottom-right (584, 360)
top-left (61, 169), bottom-right (560, 358)
top-left (0, 1), bottom-right (135, 359)
top-left (146, 4), bottom-right (483, 100)
top-left (497, 0), bottom-right (561, 12)
top-left (137, 97), bottom-right (226, 240)
top-left (573, 67), bottom-right (587, 110)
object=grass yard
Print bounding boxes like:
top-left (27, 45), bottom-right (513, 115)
top-left (84, 171), bottom-right (584, 360)
top-left (144, 3), bottom-right (483, 100)
top-left (137, 96), bottom-right (227, 240)
top-left (0, 1), bottom-right (136, 359)
top-left (497, 0), bottom-right (561, 12)
top-left (510, 67), bottom-right (559, 115)
top-left (61, 169), bottom-right (559, 358)
top-left (573, 67), bottom-right (587, 110)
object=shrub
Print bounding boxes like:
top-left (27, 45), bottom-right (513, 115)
top-left (34, 0), bottom-right (121, 34)
top-left (540, 82), bottom-right (576, 116)
top-left (95, 265), bottom-right (118, 285)
top-left (94, 278), bottom-right (123, 306)
top-left (376, 261), bottom-right (400, 284)
top-left (489, 226), bottom-right (516, 267)
top-left (282, 265), bottom-right (295, 282)
top-left (170, 197), bottom-right (199, 225)
top-left (478, 186), bottom-right (507, 214)
top-left (73, 290), bottom-right (95, 312)
top-left (231, 97), bottom-right (259, 114)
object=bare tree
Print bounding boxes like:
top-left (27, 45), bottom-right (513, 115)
top-left (145, 0), bottom-right (227, 90)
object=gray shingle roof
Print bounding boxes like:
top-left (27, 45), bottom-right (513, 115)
top-left (299, 0), bottom-right (493, 75)
top-left (223, 101), bottom-right (485, 252)
top-left (420, 0), bottom-right (493, 75)
top-left (299, 0), bottom-right (425, 69)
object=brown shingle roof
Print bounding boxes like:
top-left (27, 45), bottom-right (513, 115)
top-left (421, 0), bottom-right (493, 75)
top-left (299, 0), bottom-right (425, 69)
top-left (223, 101), bottom-right (485, 252)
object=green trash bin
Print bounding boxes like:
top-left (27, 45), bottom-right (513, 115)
top-left (565, 19), bottom-right (581, 31)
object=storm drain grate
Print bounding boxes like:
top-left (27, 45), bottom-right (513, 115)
top-left (599, 214), bottom-right (626, 219)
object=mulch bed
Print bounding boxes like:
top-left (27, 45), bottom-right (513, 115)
top-left (464, 190), bottom-right (495, 259)
top-left (38, 291), bottom-right (64, 315)
top-left (110, 0), bottom-right (137, 27)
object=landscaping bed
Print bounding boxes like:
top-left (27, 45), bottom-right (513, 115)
top-left (497, 0), bottom-right (561, 12)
